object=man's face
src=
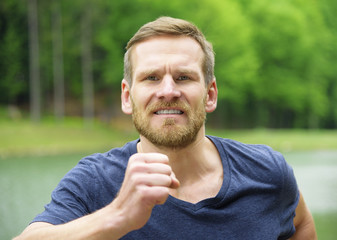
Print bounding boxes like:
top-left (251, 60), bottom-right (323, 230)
top-left (123, 36), bottom-right (215, 148)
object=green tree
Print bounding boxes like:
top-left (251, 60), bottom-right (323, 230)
top-left (0, 0), bottom-right (28, 104)
top-left (0, 0), bottom-right (336, 128)
top-left (239, 0), bottom-right (332, 128)
top-left (318, 0), bottom-right (337, 128)
top-left (28, 0), bottom-right (41, 122)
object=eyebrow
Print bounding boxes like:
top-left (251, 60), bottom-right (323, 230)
top-left (176, 68), bottom-right (199, 75)
top-left (138, 68), bottom-right (160, 76)
top-left (136, 67), bottom-right (199, 77)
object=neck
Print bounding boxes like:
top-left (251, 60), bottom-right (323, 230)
top-left (138, 129), bottom-right (220, 183)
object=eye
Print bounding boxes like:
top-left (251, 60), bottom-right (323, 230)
top-left (145, 76), bottom-right (159, 81)
top-left (177, 75), bottom-right (190, 81)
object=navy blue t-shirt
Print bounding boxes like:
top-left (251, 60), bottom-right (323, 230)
top-left (33, 136), bottom-right (299, 239)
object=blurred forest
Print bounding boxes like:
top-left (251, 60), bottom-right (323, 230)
top-left (0, 0), bottom-right (336, 129)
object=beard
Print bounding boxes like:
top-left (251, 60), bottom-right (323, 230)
top-left (131, 97), bottom-right (206, 149)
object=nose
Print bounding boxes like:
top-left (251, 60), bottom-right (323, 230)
top-left (156, 75), bottom-right (181, 101)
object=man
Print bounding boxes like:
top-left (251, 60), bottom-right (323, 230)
top-left (15, 17), bottom-right (317, 239)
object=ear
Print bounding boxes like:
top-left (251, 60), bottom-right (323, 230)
top-left (121, 79), bottom-right (133, 115)
top-left (205, 78), bottom-right (218, 113)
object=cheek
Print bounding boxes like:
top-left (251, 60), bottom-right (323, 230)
top-left (186, 89), bottom-right (207, 105)
top-left (131, 88), bottom-right (152, 110)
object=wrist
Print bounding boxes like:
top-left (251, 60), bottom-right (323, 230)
top-left (98, 202), bottom-right (133, 239)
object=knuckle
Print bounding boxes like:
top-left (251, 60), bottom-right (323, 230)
top-left (129, 154), bottom-right (138, 163)
top-left (129, 173), bottom-right (143, 185)
top-left (162, 175), bottom-right (172, 185)
top-left (128, 163), bottom-right (141, 173)
top-left (138, 186), bottom-right (149, 196)
top-left (128, 162), bottom-right (148, 175)
top-left (129, 153), bottom-right (145, 163)
top-left (137, 187), bottom-right (153, 202)
top-left (164, 165), bottom-right (172, 175)
top-left (159, 187), bottom-right (170, 195)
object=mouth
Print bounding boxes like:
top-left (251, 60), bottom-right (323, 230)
top-left (155, 109), bottom-right (184, 115)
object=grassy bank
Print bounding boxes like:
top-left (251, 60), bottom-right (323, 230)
top-left (208, 128), bottom-right (337, 152)
top-left (0, 117), bottom-right (138, 158)
top-left (1, 118), bottom-right (337, 158)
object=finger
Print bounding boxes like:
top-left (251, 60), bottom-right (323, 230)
top-left (143, 153), bottom-right (169, 164)
top-left (138, 186), bottom-right (170, 205)
top-left (131, 153), bottom-right (169, 164)
top-left (151, 187), bottom-right (170, 205)
top-left (145, 163), bottom-right (172, 175)
top-left (127, 162), bottom-right (172, 177)
top-left (137, 173), bottom-right (173, 187)
top-left (169, 171), bottom-right (180, 189)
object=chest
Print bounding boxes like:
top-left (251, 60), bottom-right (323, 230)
top-left (121, 194), bottom-right (283, 240)
top-left (169, 169), bottom-right (223, 204)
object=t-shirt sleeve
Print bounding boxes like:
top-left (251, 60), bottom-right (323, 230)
top-left (32, 158), bottom-right (97, 225)
top-left (274, 151), bottom-right (300, 239)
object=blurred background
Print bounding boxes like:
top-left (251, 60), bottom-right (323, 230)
top-left (0, 0), bottom-right (336, 239)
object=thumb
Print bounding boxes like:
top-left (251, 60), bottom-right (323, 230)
top-left (170, 171), bottom-right (180, 189)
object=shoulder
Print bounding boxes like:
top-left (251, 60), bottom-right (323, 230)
top-left (52, 140), bottom-right (138, 213)
top-left (208, 135), bottom-right (288, 179)
top-left (57, 139), bottom-right (138, 195)
top-left (208, 136), bottom-right (299, 238)
top-left (208, 135), bottom-right (283, 161)
top-left (77, 139), bottom-right (138, 170)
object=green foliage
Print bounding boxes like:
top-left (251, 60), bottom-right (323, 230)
top-left (0, 0), bottom-right (336, 128)
top-left (0, 1), bottom-right (28, 103)
top-left (241, 0), bottom-right (332, 128)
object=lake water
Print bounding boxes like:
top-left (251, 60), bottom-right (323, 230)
top-left (284, 150), bottom-right (337, 213)
top-left (1, 150), bottom-right (336, 239)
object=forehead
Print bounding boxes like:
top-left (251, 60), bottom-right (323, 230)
top-left (131, 36), bottom-right (204, 73)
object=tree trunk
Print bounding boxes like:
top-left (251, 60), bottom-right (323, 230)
top-left (51, 0), bottom-right (65, 121)
top-left (81, 4), bottom-right (94, 125)
top-left (28, 0), bottom-right (41, 122)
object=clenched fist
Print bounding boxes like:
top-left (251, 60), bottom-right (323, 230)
top-left (109, 153), bottom-right (180, 232)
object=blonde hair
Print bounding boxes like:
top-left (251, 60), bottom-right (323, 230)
top-left (124, 16), bottom-right (215, 85)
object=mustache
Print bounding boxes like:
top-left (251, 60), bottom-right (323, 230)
top-left (147, 100), bottom-right (190, 113)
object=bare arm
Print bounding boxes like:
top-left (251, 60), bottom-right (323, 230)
top-left (13, 207), bottom-right (128, 240)
top-left (13, 153), bottom-right (180, 240)
top-left (289, 192), bottom-right (317, 240)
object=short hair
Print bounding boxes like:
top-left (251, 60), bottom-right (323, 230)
top-left (123, 16), bottom-right (215, 85)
